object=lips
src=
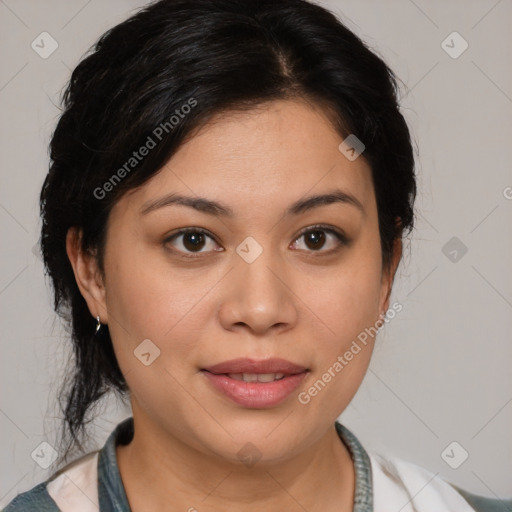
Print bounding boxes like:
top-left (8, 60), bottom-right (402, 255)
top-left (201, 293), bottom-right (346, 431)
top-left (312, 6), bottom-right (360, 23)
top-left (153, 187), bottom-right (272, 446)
top-left (227, 372), bottom-right (286, 382)
top-left (201, 358), bottom-right (308, 408)
top-left (203, 357), bottom-right (307, 375)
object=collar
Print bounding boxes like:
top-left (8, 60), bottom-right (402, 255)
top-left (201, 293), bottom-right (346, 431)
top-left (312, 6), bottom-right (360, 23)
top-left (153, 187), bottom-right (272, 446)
top-left (97, 417), bottom-right (373, 512)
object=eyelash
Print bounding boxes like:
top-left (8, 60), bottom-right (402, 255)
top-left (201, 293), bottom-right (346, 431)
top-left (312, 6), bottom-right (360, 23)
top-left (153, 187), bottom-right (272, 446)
top-left (164, 224), bottom-right (349, 259)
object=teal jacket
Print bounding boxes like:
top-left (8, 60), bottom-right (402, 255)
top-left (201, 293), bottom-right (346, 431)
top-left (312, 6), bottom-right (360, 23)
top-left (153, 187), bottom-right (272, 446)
top-left (3, 417), bottom-right (511, 511)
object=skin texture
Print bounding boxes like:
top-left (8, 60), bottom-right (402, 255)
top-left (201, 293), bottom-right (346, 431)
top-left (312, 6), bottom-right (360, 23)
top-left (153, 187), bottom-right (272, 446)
top-left (66, 99), bottom-right (402, 512)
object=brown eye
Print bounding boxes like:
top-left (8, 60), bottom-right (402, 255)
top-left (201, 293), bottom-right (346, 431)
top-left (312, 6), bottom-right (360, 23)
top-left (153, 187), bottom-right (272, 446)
top-left (303, 230), bottom-right (326, 250)
top-left (291, 226), bottom-right (347, 253)
top-left (182, 232), bottom-right (206, 251)
top-left (165, 228), bottom-right (222, 255)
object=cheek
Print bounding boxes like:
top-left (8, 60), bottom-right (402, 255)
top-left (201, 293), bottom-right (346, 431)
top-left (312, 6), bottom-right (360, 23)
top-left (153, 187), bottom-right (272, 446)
top-left (102, 250), bottom-right (206, 421)
top-left (303, 272), bottom-right (380, 365)
top-left (301, 252), bottom-right (383, 349)
top-left (295, 277), bottom-right (380, 419)
top-left (102, 242), bottom-right (194, 373)
top-left (294, 241), bottom-right (383, 412)
top-left (104, 236), bottom-right (202, 338)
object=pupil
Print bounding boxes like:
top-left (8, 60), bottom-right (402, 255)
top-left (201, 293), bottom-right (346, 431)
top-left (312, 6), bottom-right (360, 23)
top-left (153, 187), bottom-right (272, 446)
top-left (184, 232), bottom-right (205, 251)
top-left (306, 230), bottom-right (325, 250)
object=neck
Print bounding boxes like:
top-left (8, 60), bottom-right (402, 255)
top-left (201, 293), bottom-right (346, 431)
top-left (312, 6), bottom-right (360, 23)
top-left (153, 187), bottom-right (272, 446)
top-left (116, 416), bottom-right (355, 512)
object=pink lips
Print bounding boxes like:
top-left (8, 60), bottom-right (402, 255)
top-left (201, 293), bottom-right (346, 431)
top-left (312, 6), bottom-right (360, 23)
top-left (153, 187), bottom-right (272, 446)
top-left (203, 357), bottom-right (307, 375)
top-left (201, 358), bottom-right (308, 408)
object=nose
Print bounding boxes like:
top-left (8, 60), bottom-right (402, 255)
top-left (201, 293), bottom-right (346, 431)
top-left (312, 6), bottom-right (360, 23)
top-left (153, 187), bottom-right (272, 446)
top-left (218, 248), bottom-right (298, 336)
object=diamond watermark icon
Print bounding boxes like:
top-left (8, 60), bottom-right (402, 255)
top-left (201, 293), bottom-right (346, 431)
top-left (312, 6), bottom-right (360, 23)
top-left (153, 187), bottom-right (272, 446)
top-left (441, 441), bottom-right (469, 469)
top-left (442, 236), bottom-right (468, 263)
top-left (31, 32), bottom-right (58, 59)
top-left (32, 240), bottom-right (42, 261)
top-left (338, 134), bottom-right (365, 161)
top-left (237, 442), bottom-right (262, 467)
top-left (441, 31), bottom-right (468, 59)
top-left (134, 339), bottom-right (161, 366)
top-left (236, 236), bottom-right (263, 264)
top-left (31, 441), bottom-right (58, 469)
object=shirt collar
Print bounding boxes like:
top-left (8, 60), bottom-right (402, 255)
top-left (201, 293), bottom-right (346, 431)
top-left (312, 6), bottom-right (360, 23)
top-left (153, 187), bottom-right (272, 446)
top-left (97, 417), bottom-right (373, 512)
top-left (335, 421), bottom-right (373, 511)
top-left (97, 417), bottom-right (132, 512)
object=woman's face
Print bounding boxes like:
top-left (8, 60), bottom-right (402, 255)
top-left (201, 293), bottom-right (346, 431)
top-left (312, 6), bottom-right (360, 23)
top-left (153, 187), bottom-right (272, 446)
top-left (82, 99), bottom-right (399, 464)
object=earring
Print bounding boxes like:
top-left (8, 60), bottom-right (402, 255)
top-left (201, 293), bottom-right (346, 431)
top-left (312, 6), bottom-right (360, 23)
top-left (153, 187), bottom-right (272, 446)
top-left (95, 315), bottom-right (101, 334)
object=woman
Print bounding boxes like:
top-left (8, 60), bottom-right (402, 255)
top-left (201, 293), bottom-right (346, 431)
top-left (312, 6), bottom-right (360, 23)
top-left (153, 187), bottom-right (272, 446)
top-left (4, 0), bottom-right (510, 510)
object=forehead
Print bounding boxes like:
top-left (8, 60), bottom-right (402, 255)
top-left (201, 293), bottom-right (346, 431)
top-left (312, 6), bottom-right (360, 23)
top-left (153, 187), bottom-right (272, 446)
top-left (114, 99), bottom-right (376, 221)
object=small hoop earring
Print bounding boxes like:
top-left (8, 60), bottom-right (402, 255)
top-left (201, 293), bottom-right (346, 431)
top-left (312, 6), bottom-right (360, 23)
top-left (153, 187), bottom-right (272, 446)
top-left (95, 315), bottom-right (101, 334)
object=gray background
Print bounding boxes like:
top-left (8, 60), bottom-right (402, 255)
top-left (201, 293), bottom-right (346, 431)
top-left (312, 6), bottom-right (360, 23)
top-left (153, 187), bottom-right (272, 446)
top-left (1, 0), bottom-right (511, 506)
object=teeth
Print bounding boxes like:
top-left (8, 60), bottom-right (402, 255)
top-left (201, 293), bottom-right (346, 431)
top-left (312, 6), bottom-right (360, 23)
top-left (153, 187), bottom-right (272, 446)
top-left (255, 373), bottom-right (276, 383)
top-left (227, 372), bottom-right (286, 382)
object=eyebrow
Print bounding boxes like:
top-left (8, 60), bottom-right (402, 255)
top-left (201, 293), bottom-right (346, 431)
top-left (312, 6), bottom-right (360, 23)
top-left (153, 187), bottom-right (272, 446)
top-left (140, 188), bottom-right (365, 217)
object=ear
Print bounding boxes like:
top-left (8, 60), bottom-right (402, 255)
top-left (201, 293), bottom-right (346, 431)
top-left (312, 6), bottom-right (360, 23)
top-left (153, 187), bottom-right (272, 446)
top-left (378, 235), bottom-right (402, 316)
top-left (66, 227), bottom-right (108, 324)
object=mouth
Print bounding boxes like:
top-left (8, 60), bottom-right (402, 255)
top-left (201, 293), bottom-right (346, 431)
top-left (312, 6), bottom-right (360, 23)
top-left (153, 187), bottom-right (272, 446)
top-left (202, 357), bottom-right (308, 375)
top-left (201, 358), bottom-right (309, 408)
top-left (221, 372), bottom-right (288, 382)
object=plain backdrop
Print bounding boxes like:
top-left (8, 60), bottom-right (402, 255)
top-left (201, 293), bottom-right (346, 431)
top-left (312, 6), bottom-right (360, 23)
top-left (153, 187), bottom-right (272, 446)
top-left (1, 0), bottom-right (511, 506)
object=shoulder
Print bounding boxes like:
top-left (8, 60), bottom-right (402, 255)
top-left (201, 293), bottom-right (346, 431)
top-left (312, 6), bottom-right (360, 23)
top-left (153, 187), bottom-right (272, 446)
top-left (451, 485), bottom-right (512, 512)
top-left (2, 481), bottom-right (59, 511)
top-left (2, 451), bottom-right (99, 512)
top-left (368, 451), bottom-right (512, 512)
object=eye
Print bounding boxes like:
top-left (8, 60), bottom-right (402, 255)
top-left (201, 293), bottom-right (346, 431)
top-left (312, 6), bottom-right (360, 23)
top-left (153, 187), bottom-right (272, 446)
top-left (290, 225), bottom-right (348, 253)
top-left (164, 224), bottom-right (348, 258)
top-left (164, 228), bottom-right (223, 256)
